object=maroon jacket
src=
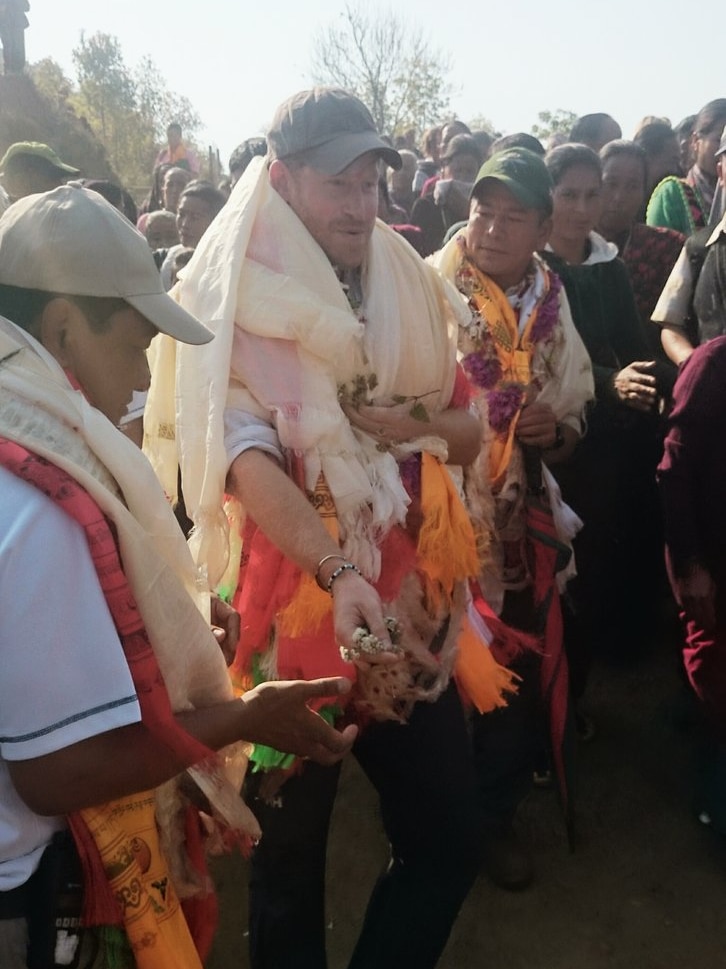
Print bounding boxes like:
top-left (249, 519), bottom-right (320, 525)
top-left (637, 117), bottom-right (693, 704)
top-left (658, 336), bottom-right (726, 583)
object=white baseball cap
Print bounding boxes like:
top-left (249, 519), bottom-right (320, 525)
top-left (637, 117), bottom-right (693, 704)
top-left (0, 184), bottom-right (213, 345)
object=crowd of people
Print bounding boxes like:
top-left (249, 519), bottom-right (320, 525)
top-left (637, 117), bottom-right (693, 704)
top-left (1, 89), bottom-right (726, 969)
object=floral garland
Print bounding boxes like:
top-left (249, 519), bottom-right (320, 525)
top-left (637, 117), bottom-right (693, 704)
top-left (458, 251), bottom-right (562, 438)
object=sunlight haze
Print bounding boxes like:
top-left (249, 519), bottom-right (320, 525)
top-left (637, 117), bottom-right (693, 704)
top-left (27, 0), bottom-right (722, 169)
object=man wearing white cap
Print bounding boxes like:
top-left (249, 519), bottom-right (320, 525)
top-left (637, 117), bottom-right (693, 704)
top-left (0, 184), bottom-right (357, 969)
top-left (146, 87), bottom-right (507, 968)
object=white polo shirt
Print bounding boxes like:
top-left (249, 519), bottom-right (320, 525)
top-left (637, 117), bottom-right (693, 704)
top-left (0, 467), bottom-right (141, 890)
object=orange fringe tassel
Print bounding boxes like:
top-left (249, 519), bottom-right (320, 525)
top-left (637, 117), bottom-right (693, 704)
top-left (455, 614), bottom-right (520, 714)
top-left (417, 453), bottom-right (479, 606)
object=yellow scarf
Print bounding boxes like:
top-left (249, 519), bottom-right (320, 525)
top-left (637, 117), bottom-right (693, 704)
top-left (455, 254), bottom-right (549, 489)
top-left (80, 796), bottom-right (202, 969)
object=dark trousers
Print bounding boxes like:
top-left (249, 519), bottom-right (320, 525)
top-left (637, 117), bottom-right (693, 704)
top-left (470, 649), bottom-right (544, 834)
top-left (245, 682), bottom-right (483, 969)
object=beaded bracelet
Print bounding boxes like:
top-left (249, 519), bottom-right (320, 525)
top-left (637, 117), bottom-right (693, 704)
top-left (326, 561), bottom-right (362, 594)
top-left (314, 553), bottom-right (348, 592)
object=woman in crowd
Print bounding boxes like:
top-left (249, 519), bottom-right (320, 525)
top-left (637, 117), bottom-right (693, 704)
top-left (597, 140), bottom-right (685, 360)
top-left (541, 143), bottom-right (668, 678)
top-left (674, 115), bottom-right (696, 173)
top-left (633, 122), bottom-right (682, 204)
top-left (410, 133), bottom-right (481, 255)
top-left (647, 99), bottom-right (726, 234)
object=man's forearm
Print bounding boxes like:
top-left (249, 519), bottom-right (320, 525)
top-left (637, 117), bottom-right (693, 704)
top-left (227, 449), bottom-right (342, 574)
top-left (9, 679), bottom-right (358, 816)
top-left (661, 324), bottom-right (694, 366)
top-left (225, 447), bottom-right (393, 651)
top-left (428, 407), bottom-right (482, 466)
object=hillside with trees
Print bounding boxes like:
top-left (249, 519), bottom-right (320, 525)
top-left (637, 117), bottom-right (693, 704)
top-left (0, 31), bottom-right (204, 198)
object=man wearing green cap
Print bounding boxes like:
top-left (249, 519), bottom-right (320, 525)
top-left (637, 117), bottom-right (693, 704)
top-left (432, 147), bottom-right (593, 889)
top-left (0, 142), bottom-right (80, 202)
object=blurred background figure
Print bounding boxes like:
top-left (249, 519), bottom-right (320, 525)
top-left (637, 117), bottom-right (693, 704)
top-left (387, 147), bottom-right (417, 217)
top-left (137, 162), bottom-right (172, 232)
top-left (0, 0), bottom-right (29, 74)
top-left (597, 139), bottom-right (684, 360)
top-left (160, 180), bottom-right (226, 288)
top-left (674, 115), bottom-right (697, 173)
top-left (471, 129), bottom-right (495, 162)
top-left (377, 173), bottom-right (408, 224)
top-left (634, 122), bottom-right (682, 204)
top-left (79, 178), bottom-right (137, 223)
top-left (647, 99), bottom-right (726, 235)
top-left (652, 130), bottom-right (726, 368)
top-left (542, 143), bottom-right (670, 685)
top-left (161, 165), bottom-right (193, 216)
top-left (228, 136), bottom-right (267, 189)
top-left (154, 121), bottom-right (199, 174)
top-left (659, 336), bottom-right (726, 835)
top-left (413, 125), bottom-right (441, 193)
top-left (490, 132), bottom-right (545, 156)
top-left (569, 113), bottom-right (622, 152)
top-left (410, 132), bottom-right (481, 254)
top-left (145, 209), bottom-right (179, 250)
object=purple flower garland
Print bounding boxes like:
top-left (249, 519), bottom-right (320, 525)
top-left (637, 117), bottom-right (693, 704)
top-left (461, 269), bottom-right (562, 436)
top-left (487, 382), bottom-right (526, 434)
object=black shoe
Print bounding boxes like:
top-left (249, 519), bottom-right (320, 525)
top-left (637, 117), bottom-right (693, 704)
top-left (481, 826), bottom-right (533, 891)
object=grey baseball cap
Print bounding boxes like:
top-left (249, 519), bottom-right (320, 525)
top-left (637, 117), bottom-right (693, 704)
top-left (0, 184), bottom-right (213, 345)
top-left (267, 87), bottom-right (402, 174)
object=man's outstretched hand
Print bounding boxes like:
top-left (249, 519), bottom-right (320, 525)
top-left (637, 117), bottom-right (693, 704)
top-left (239, 677), bottom-right (359, 765)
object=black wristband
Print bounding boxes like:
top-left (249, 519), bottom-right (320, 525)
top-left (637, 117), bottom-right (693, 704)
top-left (544, 422), bottom-right (565, 451)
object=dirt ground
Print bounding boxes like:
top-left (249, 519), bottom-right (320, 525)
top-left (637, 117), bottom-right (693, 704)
top-left (206, 620), bottom-right (726, 969)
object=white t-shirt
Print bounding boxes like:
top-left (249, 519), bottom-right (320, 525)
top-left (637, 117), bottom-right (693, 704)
top-left (0, 467), bottom-right (141, 890)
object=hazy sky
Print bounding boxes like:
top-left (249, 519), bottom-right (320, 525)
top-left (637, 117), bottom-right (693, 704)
top-left (27, 0), bottom-right (723, 168)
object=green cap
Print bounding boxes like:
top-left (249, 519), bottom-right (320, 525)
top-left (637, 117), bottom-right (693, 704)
top-left (471, 147), bottom-right (552, 214)
top-left (0, 141), bottom-right (81, 176)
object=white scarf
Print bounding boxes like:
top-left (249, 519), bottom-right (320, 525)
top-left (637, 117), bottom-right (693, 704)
top-left (0, 317), bottom-right (261, 845)
top-left (0, 316), bottom-right (233, 712)
top-left (145, 157), bottom-right (470, 587)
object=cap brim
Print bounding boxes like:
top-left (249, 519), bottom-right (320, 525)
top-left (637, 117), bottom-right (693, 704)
top-left (126, 292), bottom-right (213, 345)
top-left (303, 132), bottom-right (402, 174)
top-left (0, 158), bottom-right (81, 176)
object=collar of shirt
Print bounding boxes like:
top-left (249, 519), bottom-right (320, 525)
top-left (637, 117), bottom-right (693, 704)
top-left (335, 266), bottom-right (364, 313)
top-left (504, 261), bottom-right (545, 335)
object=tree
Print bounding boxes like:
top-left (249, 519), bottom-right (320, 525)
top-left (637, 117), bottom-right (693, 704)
top-left (70, 32), bottom-right (154, 188)
top-left (530, 109), bottom-right (578, 143)
top-left (311, 4), bottom-right (451, 138)
top-left (467, 114), bottom-right (499, 137)
top-left (27, 57), bottom-right (73, 109)
top-left (134, 55), bottom-right (201, 143)
top-left (25, 32), bottom-right (206, 193)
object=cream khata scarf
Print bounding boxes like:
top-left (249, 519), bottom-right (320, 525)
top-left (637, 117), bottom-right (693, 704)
top-left (145, 156), bottom-right (471, 588)
top-left (0, 317), bottom-right (260, 844)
